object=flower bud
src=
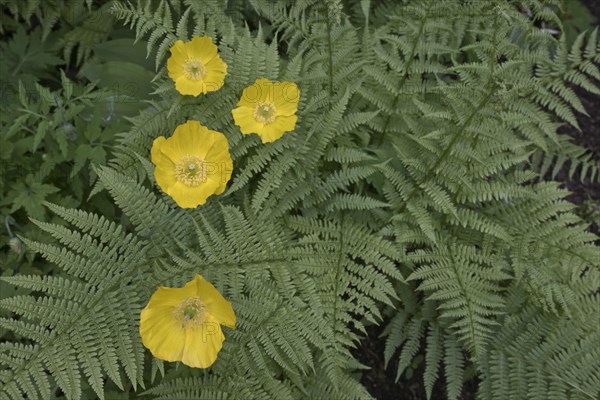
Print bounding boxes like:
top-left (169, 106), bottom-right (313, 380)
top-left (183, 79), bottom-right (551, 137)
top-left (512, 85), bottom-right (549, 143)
top-left (8, 237), bottom-right (24, 256)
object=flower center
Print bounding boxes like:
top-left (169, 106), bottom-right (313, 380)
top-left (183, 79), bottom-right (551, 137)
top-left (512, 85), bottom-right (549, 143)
top-left (174, 298), bottom-right (206, 328)
top-left (183, 58), bottom-right (206, 80)
top-left (253, 101), bottom-right (277, 124)
top-left (175, 155), bottom-right (207, 186)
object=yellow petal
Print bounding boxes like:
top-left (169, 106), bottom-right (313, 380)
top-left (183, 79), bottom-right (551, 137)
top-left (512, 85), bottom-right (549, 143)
top-left (150, 121), bottom-right (232, 207)
top-left (151, 137), bottom-right (177, 191)
top-left (150, 136), bottom-right (167, 163)
top-left (158, 121), bottom-right (209, 161)
top-left (232, 106), bottom-right (263, 134)
top-left (205, 129), bottom-right (232, 164)
top-left (156, 125), bottom-right (187, 162)
top-left (180, 317), bottom-right (225, 368)
top-left (178, 121), bottom-right (214, 158)
top-left (274, 81), bottom-right (300, 116)
top-left (202, 56), bottom-right (227, 93)
top-left (154, 165), bottom-right (177, 194)
top-left (236, 81), bottom-right (261, 108)
top-left (254, 78), bottom-right (275, 102)
top-left (237, 78), bottom-right (276, 108)
top-left (187, 36), bottom-right (218, 64)
top-left (169, 40), bottom-right (188, 60)
top-left (205, 140), bottom-right (233, 194)
top-left (168, 37), bottom-right (227, 96)
top-left (190, 275), bottom-right (236, 329)
top-left (167, 180), bottom-right (221, 208)
top-left (214, 180), bottom-right (228, 196)
top-left (140, 301), bottom-right (186, 362)
top-left (167, 54), bottom-right (184, 81)
top-left (212, 159), bottom-right (233, 195)
top-left (140, 275), bottom-right (235, 368)
top-left (261, 115), bottom-right (298, 143)
top-left (148, 284), bottom-right (197, 308)
top-left (175, 76), bottom-right (205, 96)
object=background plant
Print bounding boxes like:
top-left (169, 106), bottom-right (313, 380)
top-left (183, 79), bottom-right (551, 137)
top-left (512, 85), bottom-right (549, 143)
top-left (0, 0), bottom-right (598, 399)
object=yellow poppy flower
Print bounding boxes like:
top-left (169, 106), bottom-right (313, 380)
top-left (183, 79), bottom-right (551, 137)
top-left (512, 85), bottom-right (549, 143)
top-left (231, 78), bottom-right (300, 143)
top-left (140, 274), bottom-right (236, 368)
top-left (167, 36), bottom-right (227, 96)
top-left (151, 120), bottom-right (233, 208)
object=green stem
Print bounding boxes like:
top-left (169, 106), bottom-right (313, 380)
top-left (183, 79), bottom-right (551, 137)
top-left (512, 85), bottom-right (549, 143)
top-left (373, 1), bottom-right (432, 147)
top-left (325, 8), bottom-right (335, 107)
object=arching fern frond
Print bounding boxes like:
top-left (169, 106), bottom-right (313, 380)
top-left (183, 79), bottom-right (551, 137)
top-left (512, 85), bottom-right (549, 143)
top-left (0, 209), bottom-right (147, 400)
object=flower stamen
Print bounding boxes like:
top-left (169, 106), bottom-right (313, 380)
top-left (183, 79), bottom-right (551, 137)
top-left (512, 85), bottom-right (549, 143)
top-left (253, 101), bottom-right (277, 124)
top-left (174, 298), bottom-right (207, 328)
top-left (175, 155), bottom-right (207, 186)
top-left (183, 58), bottom-right (206, 81)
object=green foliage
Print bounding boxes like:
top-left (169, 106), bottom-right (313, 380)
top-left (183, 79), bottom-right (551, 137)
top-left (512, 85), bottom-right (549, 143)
top-left (1, 0), bottom-right (599, 399)
top-left (0, 0), bottom-right (153, 279)
top-left (558, 0), bottom-right (598, 46)
top-left (477, 290), bottom-right (600, 399)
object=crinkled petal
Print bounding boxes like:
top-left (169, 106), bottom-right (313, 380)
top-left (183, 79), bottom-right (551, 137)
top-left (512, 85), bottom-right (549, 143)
top-left (187, 36), bottom-right (218, 64)
top-left (205, 128), bottom-right (232, 163)
top-left (169, 40), bottom-right (188, 59)
top-left (202, 56), bottom-right (227, 93)
top-left (204, 137), bottom-right (233, 194)
top-left (177, 121), bottom-right (214, 158)
top-left (151, 137), bottom-right (177, 191)
top-left (255, 78), bottom-right (275, 102)
top-left (150, 121), bottom-right (232, 207)
top-left (237, 78), bottom-right (276, 108)
top-left (181, 317), bottom-right (225, 368)
top-left (236, 81), bottom-right (262, 107)
top-left (190, 275), bottom-right (236, 329)
top-left (140, 301), bottom-right (186, 363)
top-left (167, 180), bottom-right (221, 208)
top-left (168, 37), bottom-right (227, 96)
top-left (175, 76), bottom-right (205, 97)
top-left (151, 136), bottom-right (167, 163)
top-left (167, 52), bottom-right (184, 81)
top-left (232, 106), bottom-right (263, 134)
top-left (210, 160), bottom-right (232, 195)
top-left (158, 121), bottom-right (211, 161)
top-left (140, 275), bottom-right (235, 368)
top-left (274, 81), bottom-right (300, 116)
top-left (260, 115), bottom-right (298, 143)
top-left (146, 284), bottom-right (197, 309)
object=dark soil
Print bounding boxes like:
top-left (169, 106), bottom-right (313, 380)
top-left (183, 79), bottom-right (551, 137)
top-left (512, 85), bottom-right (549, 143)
top-left (558, 82), bottom-right (600, 236)
top-left (353, 324), bottom-right (478, 400)
top-left (355, 1), bottom-right (600, 398)
top-left (557, 0), bottom-right (600, 237)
